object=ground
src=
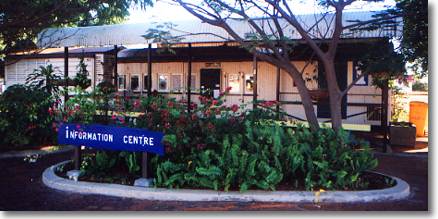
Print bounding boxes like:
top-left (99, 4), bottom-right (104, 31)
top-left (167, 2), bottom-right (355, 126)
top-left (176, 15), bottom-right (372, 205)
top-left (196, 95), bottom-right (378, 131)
top-left (0, 140), bottom-right (428, 211)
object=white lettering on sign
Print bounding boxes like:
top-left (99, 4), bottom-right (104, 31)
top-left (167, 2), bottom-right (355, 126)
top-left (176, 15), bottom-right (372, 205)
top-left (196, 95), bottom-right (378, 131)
top-left (123, 135), bottom-right (154, 146)
top-left (65, 126), bottom-right (114, 143)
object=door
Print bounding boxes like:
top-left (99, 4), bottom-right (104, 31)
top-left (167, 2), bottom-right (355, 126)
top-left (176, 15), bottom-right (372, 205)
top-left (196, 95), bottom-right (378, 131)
top-left (317, 61), bottom-right (347, 119)
top-left (200, 68), bottom-right (221, 98)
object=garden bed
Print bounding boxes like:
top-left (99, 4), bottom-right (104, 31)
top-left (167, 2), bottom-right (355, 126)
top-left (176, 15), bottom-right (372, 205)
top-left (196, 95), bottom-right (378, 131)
top-left (55, 161), bottom-right (395, 192)
top-left (44, 160), bottom-right (410, 203)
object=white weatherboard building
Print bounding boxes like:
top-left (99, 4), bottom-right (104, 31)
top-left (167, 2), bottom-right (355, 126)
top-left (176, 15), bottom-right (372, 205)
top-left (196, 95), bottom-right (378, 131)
top-left (4, 11), bottom-right (401, 128)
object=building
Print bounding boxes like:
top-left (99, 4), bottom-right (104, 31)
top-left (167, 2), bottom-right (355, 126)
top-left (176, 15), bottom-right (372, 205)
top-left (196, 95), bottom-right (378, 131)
top-left (3, 11), bottom-right (402, 128)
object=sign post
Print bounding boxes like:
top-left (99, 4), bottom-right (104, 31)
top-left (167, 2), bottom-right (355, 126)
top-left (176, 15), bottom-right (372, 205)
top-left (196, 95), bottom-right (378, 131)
top-left (58, 123), bottom-right (165, 186)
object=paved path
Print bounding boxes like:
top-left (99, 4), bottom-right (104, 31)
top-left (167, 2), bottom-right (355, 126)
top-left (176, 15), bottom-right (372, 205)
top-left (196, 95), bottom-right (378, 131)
top-left (0, 149), bottom-right (428, 211)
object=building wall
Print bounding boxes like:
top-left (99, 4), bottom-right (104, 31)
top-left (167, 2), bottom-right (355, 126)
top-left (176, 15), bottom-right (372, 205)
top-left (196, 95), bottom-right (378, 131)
top-left (4, 56), bottom-right (384, 125)
top-left (5, 57), bottom-right (96, 91)
top-left (117, 60), bottom-right (383, 125)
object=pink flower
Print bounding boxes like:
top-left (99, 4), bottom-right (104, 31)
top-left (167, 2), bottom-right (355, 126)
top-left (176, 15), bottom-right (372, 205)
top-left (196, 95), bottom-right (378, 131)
top-left (111, 114), bottom-right (117, 120)
top-left (76, 124), bottom-right (81, 130)
top-left (119, 117), bottom-right (125, 124)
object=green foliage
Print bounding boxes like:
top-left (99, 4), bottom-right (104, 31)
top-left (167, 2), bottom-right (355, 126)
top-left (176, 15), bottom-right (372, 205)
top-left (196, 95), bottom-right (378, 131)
top-left (412, 81), bottom-right (428, 91)
top-left (357, 42), bottom-right (406, 88)
top-left (74, 56), bottom-right (91, 89)
top-left (119, 152), bottom-right (141, 174)
top-left (55, 90), bottom-right (377, 192)
top-left (153, 113), bottom-right (377, 191)
top-left (0, 0), bottom-right (153, 57)
top-left (81, 151), bottom-right (117, 176)
top-left (0, 85), bottom-right (54, 147)
top-left (398, 0), bottom-right (428, 77)
top-left (25, 64), bottom-right (61, 94)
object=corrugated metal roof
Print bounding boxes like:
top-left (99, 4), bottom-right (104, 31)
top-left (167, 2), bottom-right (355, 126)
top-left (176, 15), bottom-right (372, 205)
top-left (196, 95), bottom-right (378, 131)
top-left (37, 11), bottom-right (402, 48)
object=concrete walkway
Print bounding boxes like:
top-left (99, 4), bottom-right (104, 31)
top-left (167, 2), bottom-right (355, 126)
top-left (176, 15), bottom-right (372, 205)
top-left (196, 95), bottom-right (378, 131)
top-left (0, 146), bottom-right (428, 211)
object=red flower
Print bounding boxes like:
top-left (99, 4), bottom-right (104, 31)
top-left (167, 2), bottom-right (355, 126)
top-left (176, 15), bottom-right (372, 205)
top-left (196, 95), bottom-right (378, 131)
top-left (48, 107), bottom-right (53, 115)
top-left (190, 103), bottom-right (198, 110)
top-left (161, 110), bottom-right (169, 118)
top-left (164, 122), bottom-right (171, 129)
top-left (133, 100), bottom-right (141, 109)
top-left (207, 122), bottom-right (215, 130)
top-left (231, 104), bottom-right (239, 112)
top-left (212, 100), bottom-right (218, 106)
top-left (204, 109), bottom-right (211, 117)
top-left (167, 101), bottom-right (174, 108)
top-left (191, 114), bottom-right (198, 121)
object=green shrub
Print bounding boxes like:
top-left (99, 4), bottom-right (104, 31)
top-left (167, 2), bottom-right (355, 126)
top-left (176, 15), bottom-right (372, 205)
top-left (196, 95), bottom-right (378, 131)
top-left (153, 120), bottom-right (377, 192)
top-left (0, 85), bottom-right (55, 148)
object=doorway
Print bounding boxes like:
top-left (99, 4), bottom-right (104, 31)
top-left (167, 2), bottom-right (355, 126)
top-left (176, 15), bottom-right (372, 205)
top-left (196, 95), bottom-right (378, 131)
top-left (317, 61), bottom-right (348, 119)
top-left (200, 68), bottom-right (221, 98)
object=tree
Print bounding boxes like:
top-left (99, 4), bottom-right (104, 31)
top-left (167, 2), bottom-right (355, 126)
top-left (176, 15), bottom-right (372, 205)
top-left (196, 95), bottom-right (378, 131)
top-left (165, 0), bottom-right (403, 131)
top-left (0, 0), bottom-right (153, 58)
top-left (397, 0), bottom-right (427, 77)
top-left (350, 0), bottom-right (427, 77)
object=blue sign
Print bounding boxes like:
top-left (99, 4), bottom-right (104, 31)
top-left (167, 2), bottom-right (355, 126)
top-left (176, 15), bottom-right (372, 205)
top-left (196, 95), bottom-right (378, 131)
top-left (58, 124), bottom-right (165, 155)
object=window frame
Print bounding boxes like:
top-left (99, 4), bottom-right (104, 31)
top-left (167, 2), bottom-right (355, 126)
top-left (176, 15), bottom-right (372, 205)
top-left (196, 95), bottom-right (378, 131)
top-left (157, 74), bottom-right (170, 92)
top-left (170, 74), bottom-right (183, 92)
top-left (130, 74), bottom-right (141, 92)
top-left (227, 73), bottom-right (241, 94)
top-left (353, 61), bottom-right (369, 86)
top-left (244, 73), bottom-right (254, 94)
top-left (117, 75), bottom-right (127, 91)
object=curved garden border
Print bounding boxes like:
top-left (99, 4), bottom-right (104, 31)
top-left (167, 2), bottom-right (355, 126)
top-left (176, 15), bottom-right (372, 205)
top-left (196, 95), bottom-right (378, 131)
top-left (43, 160), bottom-right (410, 203)
top-left (0, 145), bottom-right (75, 159)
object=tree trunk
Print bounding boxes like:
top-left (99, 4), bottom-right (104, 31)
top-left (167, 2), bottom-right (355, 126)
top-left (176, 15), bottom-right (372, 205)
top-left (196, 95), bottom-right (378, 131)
top-left (287, 69), bottom-right (320, 132)
top-left (323, 60), bottom-right (343, 131)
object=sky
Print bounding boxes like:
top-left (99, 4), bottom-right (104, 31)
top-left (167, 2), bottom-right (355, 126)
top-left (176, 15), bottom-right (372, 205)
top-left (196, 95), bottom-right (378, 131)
top-left (127, 0), bottom-right (397, 24)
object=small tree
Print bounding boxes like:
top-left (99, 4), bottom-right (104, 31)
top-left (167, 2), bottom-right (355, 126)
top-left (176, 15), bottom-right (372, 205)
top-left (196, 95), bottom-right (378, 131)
top-left (25, 64), bottom-right (61, 94)
top-left (74, 56), bottom-right (92, 89)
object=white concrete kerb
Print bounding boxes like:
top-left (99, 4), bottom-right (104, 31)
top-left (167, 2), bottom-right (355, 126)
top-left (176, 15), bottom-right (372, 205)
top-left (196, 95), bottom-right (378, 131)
top-left (43, 160), bottom-right (410, 203)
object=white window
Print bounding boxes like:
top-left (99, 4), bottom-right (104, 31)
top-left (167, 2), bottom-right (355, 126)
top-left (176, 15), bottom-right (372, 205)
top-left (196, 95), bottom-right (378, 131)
top-left (118, 75), bottom-right (126, 91)
top-left (170, 74), bottom-right (183, 92)
top-left (228, 73), bottom-right (241, 94)
top-left (190, 75), bottom-right (196, 90)
top-left (244, 74), bottom-right (254, 93)
top-left (158, 74), bottom-right (169, 91)
top-left (130, 74), bottom-right (140, 91)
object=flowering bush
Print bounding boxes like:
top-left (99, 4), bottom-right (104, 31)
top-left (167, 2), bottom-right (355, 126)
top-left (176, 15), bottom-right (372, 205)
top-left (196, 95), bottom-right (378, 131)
top-left (0, 85), bottom-right (55, 148)
top-left (52, 86), bottom-right (377, 191)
